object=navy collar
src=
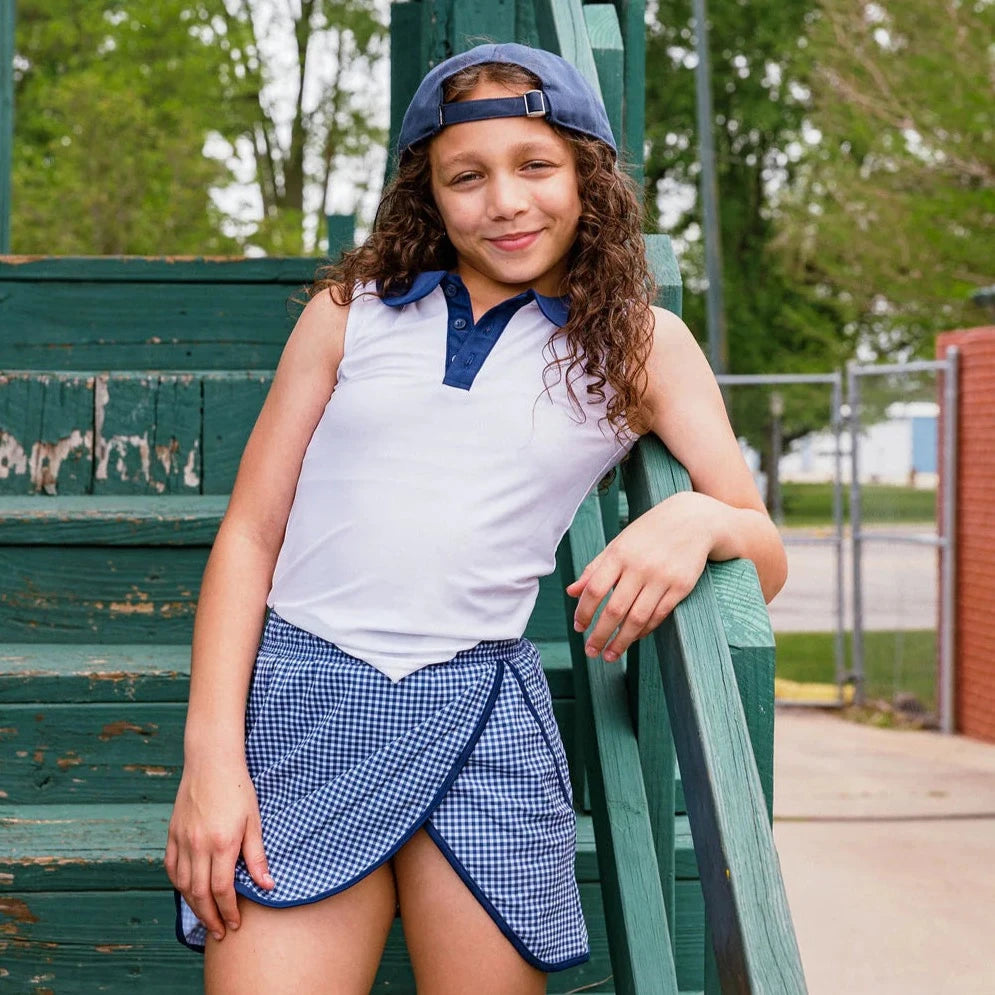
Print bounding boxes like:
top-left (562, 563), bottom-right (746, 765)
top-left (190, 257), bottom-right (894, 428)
top-left (381, 271), bottom-right (569, 328)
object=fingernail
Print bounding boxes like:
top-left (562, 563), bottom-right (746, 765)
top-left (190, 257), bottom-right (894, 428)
top-left (574, 618), bottom-right (583, 632)
top-left (585, 643), bottom-right (596, 657)
top-left (213, 931), bottom-right (223, 941)
top-left (226, 920), bottom-right (239, 931)
top-left (263, 875), bottom-right (275, 888)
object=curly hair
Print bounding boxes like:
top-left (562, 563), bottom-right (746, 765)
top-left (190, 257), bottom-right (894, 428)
top-left (310, 62), bottom-right (655, 439)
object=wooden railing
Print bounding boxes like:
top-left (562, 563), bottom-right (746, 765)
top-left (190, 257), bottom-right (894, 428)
top-left (522, 1), bottom-right (807, 990)
top-left (620, 438), bottom-right (806, 993)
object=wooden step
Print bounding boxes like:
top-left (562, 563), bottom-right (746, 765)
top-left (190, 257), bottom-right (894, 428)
top-left (0, 641), bottom-right (580, 804)
top-left (0, 803), bottom-right (704, 992)
top-left (0, 805), bottom-right (620, 992)
top-left (0, 496), bottom-right (570, 642)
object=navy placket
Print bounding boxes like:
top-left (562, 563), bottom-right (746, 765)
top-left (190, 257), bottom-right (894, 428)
top-left (380, 271), bottom-right (569, 391)
top-left (441, 274), bottom-right (535, 391)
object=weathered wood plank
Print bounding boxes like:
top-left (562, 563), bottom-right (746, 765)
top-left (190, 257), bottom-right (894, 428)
top-left (450, 0), bottom-right (515, 50)
top-left (610, 0), bottom-right (646, 183)
top-left (201, 373), bottom-right (272, 493)
top-left (583, 5), bottom-right (624, 146)
top-left (0, 546), bottom-right (206, 643)
top-left (0, 372), bottom-right (93, 495)
top-left (94, 374), bottom-right (201, 495)
top-left (0, 283), bottom-right (300, 369)
top-left (714, 560), bottom-right (776, 821)
top-left (0, 891), bottom-right (204, 991)
top-left (0, 644), bottom-right (191, 704)
top-left (388, 1), bottom-right (426, 167)
top-left (0, 636), bottom-right (570, 703)
top-left (0, 256), bottom-right (319, 282)
top-left (533, 0), bottom-right (601, 90)
top-left (622, 435), bottom-right (807, 994)
top-left (632, 635), bottom-right (678, 940)
top-left (0, 495), bottom-right (228, 545)
top-left (0, 884), bottom-right (621, 993)
top-left (0, 697), bottom-right (578, 807)
top-left (0, 702), bottom-right (184, 804)
top-left (0, 806), bottom-right (607, 892)
top-left (0, 804), bottom-right (174, 892)
top-left (561, 494), bottom-right (679, 995)
top-left (646, 233), bottom-right (683, 317)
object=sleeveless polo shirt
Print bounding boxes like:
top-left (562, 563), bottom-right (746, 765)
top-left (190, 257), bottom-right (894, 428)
top-left (266, 274), bottom-right (636, 682)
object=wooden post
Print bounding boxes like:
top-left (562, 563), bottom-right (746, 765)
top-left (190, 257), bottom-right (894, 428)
top-left (1, 0), bottom-right (14, 253)
top-left (610, 0), bottom-right (646, 188)
top-left (583, 4), bottom-right (624, 146)
top-left (325, 213), bottom-right (355, 260)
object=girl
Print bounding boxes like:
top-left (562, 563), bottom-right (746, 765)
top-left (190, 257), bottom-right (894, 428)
top-left (166, 42), bottom-right (786, 995)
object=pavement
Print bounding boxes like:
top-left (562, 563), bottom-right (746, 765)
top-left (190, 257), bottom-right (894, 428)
top-left (768, 525), bottom-right (939, 632)
top-left (773, 707), bottom-right (995, 994)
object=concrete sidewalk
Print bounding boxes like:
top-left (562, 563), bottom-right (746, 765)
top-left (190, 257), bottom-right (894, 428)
top-left (773, 708), bottom-right (995, 994)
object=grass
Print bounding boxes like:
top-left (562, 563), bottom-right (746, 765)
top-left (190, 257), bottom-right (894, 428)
top-left (775, 629), bottom-right (937, 714)
top-left (781, 482), bottom-right (936, 527)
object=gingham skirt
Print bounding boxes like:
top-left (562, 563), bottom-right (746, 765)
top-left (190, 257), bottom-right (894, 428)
top-left (174, 611), bottom-right (590, 972)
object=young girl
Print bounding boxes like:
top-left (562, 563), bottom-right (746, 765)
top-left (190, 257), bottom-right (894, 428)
top-left (166, 42), bottom-right (786, 994)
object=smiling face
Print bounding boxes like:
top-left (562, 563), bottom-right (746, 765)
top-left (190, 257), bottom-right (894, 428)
top-left (428, 78), bottom-right (582, 311)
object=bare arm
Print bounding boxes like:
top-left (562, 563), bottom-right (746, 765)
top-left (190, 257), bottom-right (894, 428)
top-left (568, 305), bottom-right (787, 659)
top-left (166, 288), bottom-right (348, 940)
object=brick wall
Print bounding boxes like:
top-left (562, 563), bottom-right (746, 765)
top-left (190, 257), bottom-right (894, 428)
top-left (937, 327), bottom-right (995, 743)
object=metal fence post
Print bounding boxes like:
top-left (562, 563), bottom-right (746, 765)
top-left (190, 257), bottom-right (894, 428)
top-left (831, 373), bottom-right (846, 700)
top-left (940, 347), bottom-right (960, 733)
top-left (847, 362), bottom-right (865, 705)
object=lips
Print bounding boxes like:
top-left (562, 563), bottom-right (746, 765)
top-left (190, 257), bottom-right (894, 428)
top-left (487, 230), bottom-right (541, 251)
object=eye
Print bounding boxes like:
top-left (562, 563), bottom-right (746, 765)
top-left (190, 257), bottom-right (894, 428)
top-left (450, 170), bottom-right (482, 186)
top-left (523, 160), bottom-right (555, 172)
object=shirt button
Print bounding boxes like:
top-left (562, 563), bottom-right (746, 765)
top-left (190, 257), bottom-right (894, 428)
top-left (453, 317), bottom-right (467, 330)
top-left (444, 283), bottom-right (458, 298)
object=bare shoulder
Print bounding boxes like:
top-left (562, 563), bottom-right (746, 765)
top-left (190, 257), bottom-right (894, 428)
top-left (642, 305), bottom-right (717, 415)
top-left (638, 304), bottom-right (762, 507)
top-left (284, 285), bottom-right (350, 378)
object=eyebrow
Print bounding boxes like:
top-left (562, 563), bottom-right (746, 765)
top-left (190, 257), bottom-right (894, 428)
top-left (438, 140), bottom-right (563, 169)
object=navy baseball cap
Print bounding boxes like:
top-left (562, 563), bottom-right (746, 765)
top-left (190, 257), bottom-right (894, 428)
top-left (397, 43), bottom-right (617, 157)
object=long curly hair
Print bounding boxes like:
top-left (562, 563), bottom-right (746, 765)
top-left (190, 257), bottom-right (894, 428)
top-left (310, 62), bottom-right (655, 438)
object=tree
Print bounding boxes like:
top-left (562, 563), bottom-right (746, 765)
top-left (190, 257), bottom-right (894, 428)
top-left (11, 1), bottom-right (388, 256)
top-left (13, 0), bottom-right (238, 254)
top-left (196, 0), bottom-right (388, 254)
top-left (771, 0), bottom-right (995, 359)
top-left (644, 0), bottom-right (848, 485)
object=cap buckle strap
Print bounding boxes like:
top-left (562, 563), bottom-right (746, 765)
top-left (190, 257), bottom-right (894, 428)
top-left (523, 90), bottom-right (547, 117)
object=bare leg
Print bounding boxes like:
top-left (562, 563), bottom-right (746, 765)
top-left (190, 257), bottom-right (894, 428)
top-left (204, 862), bottom-right (397, 995)
top-left (393, 827), bottom-right (547, 995)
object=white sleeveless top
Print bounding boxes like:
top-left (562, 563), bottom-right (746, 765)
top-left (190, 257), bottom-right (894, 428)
top-left (267, 276), bottom-right (637, 682)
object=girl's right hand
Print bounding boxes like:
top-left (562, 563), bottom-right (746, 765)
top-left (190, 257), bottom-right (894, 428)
top-left (164, 758), bottom-right (275, 942)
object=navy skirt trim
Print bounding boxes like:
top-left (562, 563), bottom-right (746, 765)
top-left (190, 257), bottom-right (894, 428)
top-left (174, 613), bottom-right (589, 971)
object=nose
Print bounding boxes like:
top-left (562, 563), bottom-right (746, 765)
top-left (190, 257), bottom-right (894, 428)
top-left (486, 171), bottom-right (528, 220)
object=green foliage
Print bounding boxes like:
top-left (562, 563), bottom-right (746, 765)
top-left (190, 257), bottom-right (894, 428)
top-left (645, 0), bottom-right (849, 381)
top-left (10, 1), bottom-right (387, 255)
top-left (196, 0), bottom-right (387, 254)
top-left (12, 0), bottom-right (237, 253)
top-left (772, 0), bottom-right (995, 357)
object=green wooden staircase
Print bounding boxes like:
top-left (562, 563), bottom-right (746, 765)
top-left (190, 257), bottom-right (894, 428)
top-left (0, 1), bottom-right (805, 991)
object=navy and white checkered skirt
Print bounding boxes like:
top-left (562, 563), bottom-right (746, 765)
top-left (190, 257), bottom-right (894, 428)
top-left (175, 611), bottom-right (590, 972)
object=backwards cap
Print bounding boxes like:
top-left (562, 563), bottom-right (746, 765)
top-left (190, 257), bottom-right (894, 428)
top-left (397, 43), bottom-right (617, 157)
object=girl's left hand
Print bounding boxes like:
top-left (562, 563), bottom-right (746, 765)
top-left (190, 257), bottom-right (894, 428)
top-left (566, 491), bottom-right (718, 662)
